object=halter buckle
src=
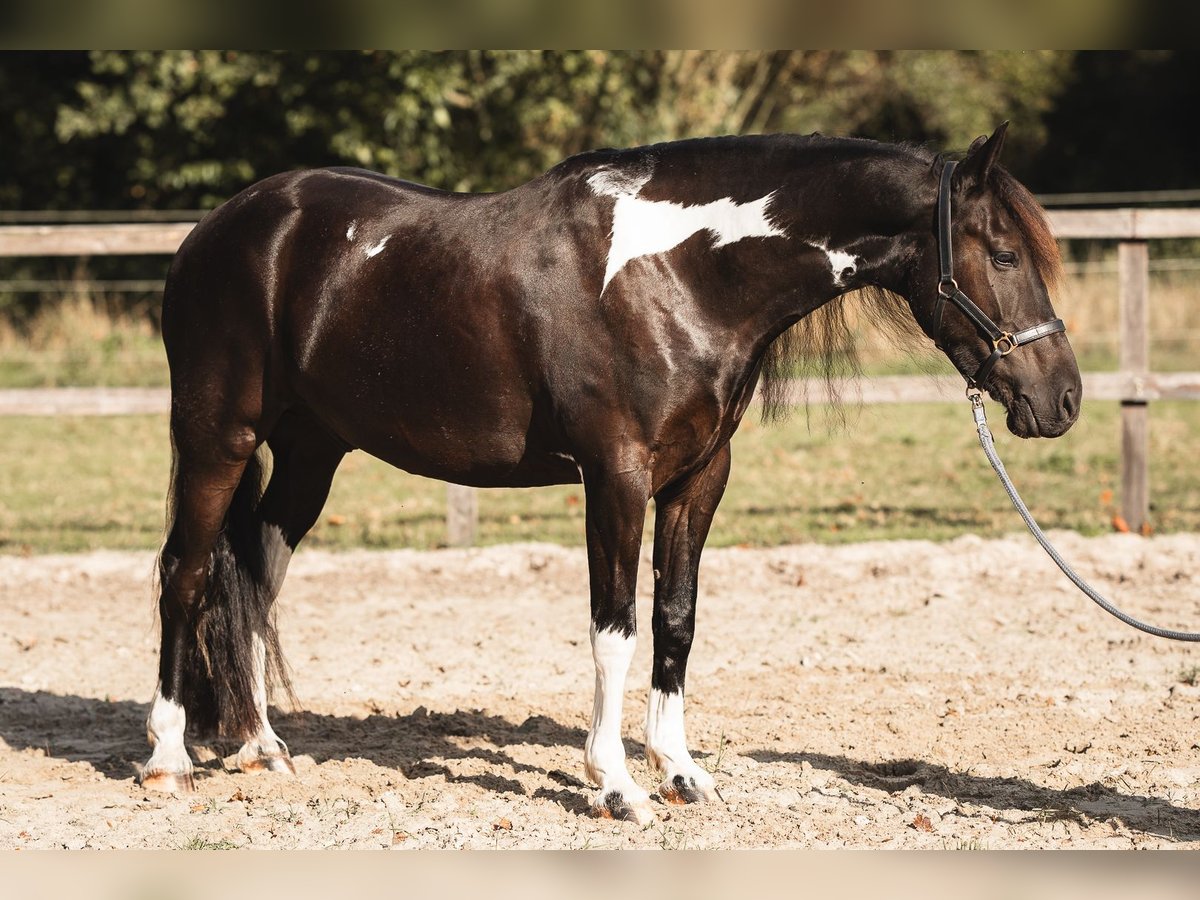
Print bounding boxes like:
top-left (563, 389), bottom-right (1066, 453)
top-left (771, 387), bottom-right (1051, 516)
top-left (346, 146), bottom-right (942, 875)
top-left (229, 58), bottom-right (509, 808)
top-left (993, 332), bottom-right (1017, 356)
top-left (938, 277), bottom-right (959, 298)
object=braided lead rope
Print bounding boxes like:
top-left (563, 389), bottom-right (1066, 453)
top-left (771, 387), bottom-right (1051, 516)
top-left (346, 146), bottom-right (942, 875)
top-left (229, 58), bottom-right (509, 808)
top-left (969, 390), bottom-right (1200, 642)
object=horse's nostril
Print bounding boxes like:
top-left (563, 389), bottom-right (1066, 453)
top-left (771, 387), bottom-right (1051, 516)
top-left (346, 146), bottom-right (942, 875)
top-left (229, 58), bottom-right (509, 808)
top-left (1061, 387), bottom-right (1079, 418)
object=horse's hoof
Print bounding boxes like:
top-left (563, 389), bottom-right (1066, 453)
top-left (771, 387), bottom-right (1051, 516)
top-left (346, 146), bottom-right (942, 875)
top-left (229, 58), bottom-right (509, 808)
top-left (590, 788), bottom-right (656, 826)
top-left (237, 752), bottom-right (296, 775)
top-left (658, 771), bottom-right (716, 805)
top-left (140, 768), bottom-right (196, 794)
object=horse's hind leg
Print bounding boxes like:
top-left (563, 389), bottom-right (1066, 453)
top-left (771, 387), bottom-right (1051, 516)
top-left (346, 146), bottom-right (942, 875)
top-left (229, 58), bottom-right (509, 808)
top-left (645, 442), bottom-right (730, 805)
top-left (582, 465), bottom-right (654, 825)
top-left (234, 412), bottom-right (346, 775)
top-left (143, 427), bottom-right (260, 793)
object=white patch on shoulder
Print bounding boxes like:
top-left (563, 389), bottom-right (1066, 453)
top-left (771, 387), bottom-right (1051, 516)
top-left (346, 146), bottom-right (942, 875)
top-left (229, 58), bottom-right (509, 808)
top-left (364, 236), bottom-right (390, 258)
top-left (346, 221), bottom-right (357, 241)
top-left (589, 163), bottom-right (785, 292)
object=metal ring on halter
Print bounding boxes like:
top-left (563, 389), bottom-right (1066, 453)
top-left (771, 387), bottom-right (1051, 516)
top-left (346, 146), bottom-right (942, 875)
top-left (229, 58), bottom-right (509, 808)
top-left (993, 332), bottom-right (1017, 355)
top-left (938, 277), bottom-right (959, 297)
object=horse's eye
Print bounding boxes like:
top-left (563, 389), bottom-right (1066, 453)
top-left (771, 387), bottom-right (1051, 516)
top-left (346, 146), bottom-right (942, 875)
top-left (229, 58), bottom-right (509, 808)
top-left (993, 251), bottom-right (1018, 268)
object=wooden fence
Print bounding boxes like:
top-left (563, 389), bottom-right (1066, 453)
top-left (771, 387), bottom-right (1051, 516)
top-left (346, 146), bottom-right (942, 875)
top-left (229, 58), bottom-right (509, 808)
top-left (2, 209), bottom-right (1199, 541)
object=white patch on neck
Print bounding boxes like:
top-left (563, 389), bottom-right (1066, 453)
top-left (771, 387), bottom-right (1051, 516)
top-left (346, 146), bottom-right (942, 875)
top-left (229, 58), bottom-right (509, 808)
top-left (346, 221), bottom-right (357, 241)
top-left (589, 164), bottom-right (785, 292)
top-left (811, 240), bottom-right (858, 287)
top-left (587, 166), bottom-right (652, 198)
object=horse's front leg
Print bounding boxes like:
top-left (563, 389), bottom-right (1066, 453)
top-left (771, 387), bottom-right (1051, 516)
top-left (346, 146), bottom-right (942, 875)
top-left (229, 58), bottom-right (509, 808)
top-left (582, 465), bottom-right (654, 825)
top-left (645, 442), bottom-right (730, 805)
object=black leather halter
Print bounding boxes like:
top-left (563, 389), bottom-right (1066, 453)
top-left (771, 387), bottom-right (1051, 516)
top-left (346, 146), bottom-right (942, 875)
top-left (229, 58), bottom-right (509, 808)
top-left (934, 160), bottom-right (1066, 387)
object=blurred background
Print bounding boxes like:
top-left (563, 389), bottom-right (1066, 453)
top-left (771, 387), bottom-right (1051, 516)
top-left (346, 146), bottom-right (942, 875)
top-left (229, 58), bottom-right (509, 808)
top-left (0, 50), bottom-right (1197, 553)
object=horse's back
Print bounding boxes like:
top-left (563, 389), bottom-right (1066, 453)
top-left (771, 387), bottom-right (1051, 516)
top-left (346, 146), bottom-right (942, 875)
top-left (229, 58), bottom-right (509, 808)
top-left (163, 166), bottom-right (599, 485)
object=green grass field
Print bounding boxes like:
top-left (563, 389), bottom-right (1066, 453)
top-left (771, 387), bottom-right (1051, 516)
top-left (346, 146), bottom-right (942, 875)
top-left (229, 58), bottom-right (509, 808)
top-left (2, 401), bottom-right (1197, 555)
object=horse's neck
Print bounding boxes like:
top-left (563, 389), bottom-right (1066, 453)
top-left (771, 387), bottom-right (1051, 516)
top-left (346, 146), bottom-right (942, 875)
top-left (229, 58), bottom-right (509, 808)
top-left (647, 142), bottom-right (926, 337)
top-left (570, 137), bottom-right (928, 373)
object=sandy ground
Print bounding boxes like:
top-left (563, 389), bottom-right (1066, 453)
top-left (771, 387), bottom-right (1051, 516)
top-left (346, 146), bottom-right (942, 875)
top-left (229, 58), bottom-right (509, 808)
top-left (2, 533), bottom-right (1200, 849)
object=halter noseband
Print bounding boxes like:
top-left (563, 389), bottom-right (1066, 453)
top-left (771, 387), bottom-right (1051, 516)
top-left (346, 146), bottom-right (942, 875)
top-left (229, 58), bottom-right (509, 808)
top-left (934, 159), bottom-right (1065, 388)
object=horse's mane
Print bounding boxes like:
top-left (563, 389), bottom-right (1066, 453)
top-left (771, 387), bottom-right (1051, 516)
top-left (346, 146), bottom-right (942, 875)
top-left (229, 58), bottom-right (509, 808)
top-left (991, 165), bottom-right (1063, 292)
top-left (757, 143), bottom-right (1062, 424)
top-left (757, 284), bottom-right (913, 424)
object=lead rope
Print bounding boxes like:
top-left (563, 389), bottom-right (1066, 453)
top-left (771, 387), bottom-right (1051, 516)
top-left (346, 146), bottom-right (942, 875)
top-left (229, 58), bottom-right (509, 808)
top-left (969, 388), bottom-right (1200, 642)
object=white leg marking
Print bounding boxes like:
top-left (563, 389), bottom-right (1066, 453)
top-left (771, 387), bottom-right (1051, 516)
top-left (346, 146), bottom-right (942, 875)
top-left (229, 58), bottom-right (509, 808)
top-left (364, 236), bottom-right (390, 258)
top-left (645, 688), bottom-right (716, 803)
top-left (588, 163), bottom-right (786, 292)
top-left (142, 683), bottom-right (193, 789)
top-left (584, 625), bottom-right (653, 824)
top-left (235, 633), bottom-right (294, 774)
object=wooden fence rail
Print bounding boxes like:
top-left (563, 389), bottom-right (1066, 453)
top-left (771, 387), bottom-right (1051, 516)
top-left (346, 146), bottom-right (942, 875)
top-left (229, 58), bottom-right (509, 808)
top-left (2, 209), bottom-right (1199, 541)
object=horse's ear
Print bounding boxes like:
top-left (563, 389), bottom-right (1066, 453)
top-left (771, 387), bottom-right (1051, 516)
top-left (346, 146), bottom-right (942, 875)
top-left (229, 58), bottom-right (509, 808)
top-left (956, 121), bottom-right (1009, 191)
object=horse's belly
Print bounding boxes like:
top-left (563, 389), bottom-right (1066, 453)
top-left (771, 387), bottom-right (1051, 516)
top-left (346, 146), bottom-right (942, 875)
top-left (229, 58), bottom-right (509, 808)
top-left (360, 436), bottom-right (583, 488)
top-left (291, 363), bottom-right (579, 487)
top-left (347, 418), bottom-right (582, 488)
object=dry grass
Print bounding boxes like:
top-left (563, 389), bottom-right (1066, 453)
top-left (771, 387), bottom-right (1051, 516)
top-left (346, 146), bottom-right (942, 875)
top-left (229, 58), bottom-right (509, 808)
top-left (0, 295), bottom-right (165, 388)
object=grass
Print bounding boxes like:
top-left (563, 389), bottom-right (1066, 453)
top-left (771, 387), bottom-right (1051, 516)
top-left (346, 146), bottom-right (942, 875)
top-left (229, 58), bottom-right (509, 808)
top-left (177, 835), bottom-right (240, 850)
top-left (1, 400), bottom-right (1198, 555)
top-left (701, 733), bottom-right (730, 775)
top-left (0, 296), bottom-right (166, 388)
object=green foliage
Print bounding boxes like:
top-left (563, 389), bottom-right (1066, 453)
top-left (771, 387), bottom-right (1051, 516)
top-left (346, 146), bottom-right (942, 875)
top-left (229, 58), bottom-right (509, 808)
top-left (4, 50), bottom-right (1198, 216)
top-left (52, 51), bottom-right (669, 203)
top-left (0, 50), bottom-right (1080, 213)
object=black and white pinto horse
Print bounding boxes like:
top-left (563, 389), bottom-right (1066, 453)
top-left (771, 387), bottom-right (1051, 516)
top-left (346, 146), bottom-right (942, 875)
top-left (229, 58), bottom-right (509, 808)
top-left (142, 124), bottom-right (1080, 824)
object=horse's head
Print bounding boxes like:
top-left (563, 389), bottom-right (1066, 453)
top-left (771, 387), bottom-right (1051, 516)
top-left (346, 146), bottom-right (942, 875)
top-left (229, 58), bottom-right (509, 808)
top-left (909, 124), bottom-right (1082, 438)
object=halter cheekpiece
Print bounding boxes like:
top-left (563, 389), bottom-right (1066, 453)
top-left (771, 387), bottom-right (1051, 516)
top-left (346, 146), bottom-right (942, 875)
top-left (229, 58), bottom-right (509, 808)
top-left (934, 159), bottom-right (1066, 387)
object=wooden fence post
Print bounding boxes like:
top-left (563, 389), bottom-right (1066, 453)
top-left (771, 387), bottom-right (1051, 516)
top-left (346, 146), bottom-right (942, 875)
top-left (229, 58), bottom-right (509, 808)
top-left (446, 483), bottom-right (478, 547)
top-left (1118, 239), bottom-right (1150, 533)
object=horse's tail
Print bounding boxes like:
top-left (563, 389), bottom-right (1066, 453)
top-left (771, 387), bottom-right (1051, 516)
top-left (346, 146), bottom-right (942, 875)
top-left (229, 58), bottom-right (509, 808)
top-left (159, 443), bottom-right (293, 739)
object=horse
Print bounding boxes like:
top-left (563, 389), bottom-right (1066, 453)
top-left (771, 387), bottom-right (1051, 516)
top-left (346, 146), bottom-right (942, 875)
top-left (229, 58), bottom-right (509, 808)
top-left (140, 123), bottom-right (1081, 825)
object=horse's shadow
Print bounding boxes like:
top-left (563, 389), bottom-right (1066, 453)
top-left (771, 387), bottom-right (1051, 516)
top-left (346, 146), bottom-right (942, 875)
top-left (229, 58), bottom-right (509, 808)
top-left (2, 686), bottom-right (1198, 839)
top-left (0, 687), bottom-right (594, 815)
top-left (748, 749), bottom-right (1200, 841)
